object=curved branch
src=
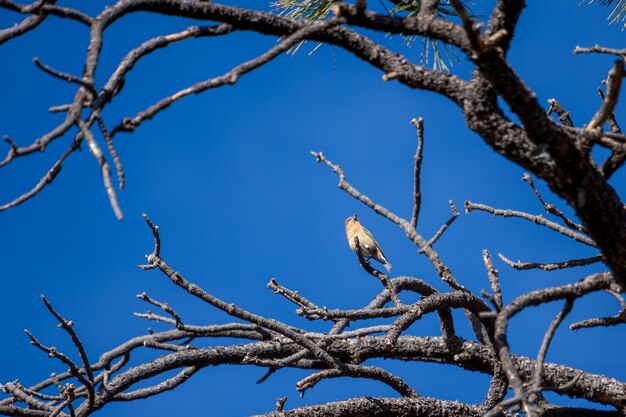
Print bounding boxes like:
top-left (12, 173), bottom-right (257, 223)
top-left (493, 273), bottom-right (614, 414)
top-left (0, 139), bottom-right (77, 212)
top-left (112, 366), bottom-right (198, 401)
top-left (296, 364), bottom-right (419, 398)
top-left (0, 13), bottom-right (47, 46)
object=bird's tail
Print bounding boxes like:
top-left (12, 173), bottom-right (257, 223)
top-left (384, 261), bottom-right (392, 274)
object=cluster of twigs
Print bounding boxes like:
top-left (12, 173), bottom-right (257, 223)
top-left (2, 118), bottom-right (625, 417)
top-left (2, 1), bottom-right (626, 416)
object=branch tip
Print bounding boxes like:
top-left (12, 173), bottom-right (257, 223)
top-left (382, 71), bottom-right (398, 81)
top-left (310, 150), bottom-right (323, 162)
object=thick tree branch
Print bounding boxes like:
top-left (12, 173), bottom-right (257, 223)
top-left (255, 396), bottom-right (483, 417)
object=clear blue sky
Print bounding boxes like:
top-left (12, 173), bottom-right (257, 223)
top-left (0, 1), bottom-right (625, 415)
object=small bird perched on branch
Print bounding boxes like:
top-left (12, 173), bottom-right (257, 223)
top-left (345, 214), bottom-right (392, 273)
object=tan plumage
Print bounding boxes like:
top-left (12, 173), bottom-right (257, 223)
top-left (345, 214), bottom-right (392, 273)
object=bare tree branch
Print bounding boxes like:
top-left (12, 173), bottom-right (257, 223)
top-left (32, 57), bottom-right (97, 97)
top-left (522, 173), bottom-right (585, 233)
top-left (573, 44), bottom-right (626, 59)
top-left (482, 250), bottom-right (502, 311)
top-left (418, 200), bottom-right (459, 253)
top-left (498, 253), bottom-right (603, 272)
top-left (464, 201), bottom-right (595, 247)
top-left (547, 99), bottom-right (574, 127)
top-left (40, 295), bottom-right (94, 407)
top-left (95, 116), bottom-right (124, 190)
top-left (410, 117), bottom-right (424, 229)
top-left (0, 138), bottom-right (80, 212)
top-left (77, 120), bottom-right (123, 220)
top-left (296, 364), bottom-right (419, 398)
top-left (112, 366), bottom-right (199, 401)
top-left (529, 299), bottom-right (574, 405)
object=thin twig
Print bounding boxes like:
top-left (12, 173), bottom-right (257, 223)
top-left (13, 384), bottom-right (63, 402)
top-left (570, 311), bottom-right (626, 330)
top-left (136, 292), bottom-right (182, 328)
top-left (498, 253), bottom-right (603, 271)
top-left (418, 200), bottom-right (459, 253)
top-left (141, 213), bottom-right (161, 261)
top-left (521, 173), bottom-right (585, 233)
top-left (529, 299), bottom-right (574, 405)
top-left (77, 120), bottom-right (123, 220)
top-left (573, 44), bottom-right (626, 59)
top-left (96, 116), bottom-right (124, 189)
top-left (40, 295), bottom-right (94, 407)
top-left (48, 102), bottom-right (91, 113)
top-left (267, 278), bottom-right (319, 310)
top-left (23, 330), bottom-right (92, 391)
top-left (32, 57), bottom-right (97, 97)
top-left (296, 364), bottom-right (419, 398)
top-left (133, 313), bottom-right (273, 340)
top-left (353, 236), bottom-right (402, 305)
top-left (0, 137), bottom-right (80, 212)
top-left (114, 366), bottom-right (199, 401)
top-left (482, 250), bottom-right (502, 311)
top-left (410, 117), bottom-right (424, 229)
top-left (464, 201), bottom-right (595, 247)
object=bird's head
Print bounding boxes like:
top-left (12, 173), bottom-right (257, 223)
top-left (345, 214), bottom-right (358, 225)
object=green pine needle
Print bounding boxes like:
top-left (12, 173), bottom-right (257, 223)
top-left (270, 0), bottom-right (471, 70)
top-left (587, 0), bottom-right (626, 29)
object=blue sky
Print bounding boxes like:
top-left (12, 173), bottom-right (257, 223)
top-left (0, 1), bottom-right (625, 415)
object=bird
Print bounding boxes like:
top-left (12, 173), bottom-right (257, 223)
top-left (345, 214), bottom-right (392, 273)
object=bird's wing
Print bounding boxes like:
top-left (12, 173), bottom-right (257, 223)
top-left (361, 227), bottom-right (379, 249)
top-left (363, 227), bottom-right (378, 246)
top-left (362, 226), bottom-right (388, 261)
